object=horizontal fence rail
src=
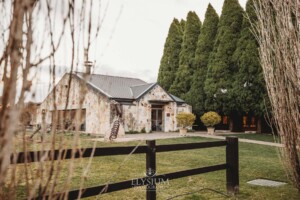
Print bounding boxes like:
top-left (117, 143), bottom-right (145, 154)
top-left (47, 164), bottom-right (228, 200)
top-left (11, 146), bottom-right (148, 164)
top-left (156, 140), bottom-right (227, 152)
top-left (11, 137), bottom-right (239, 200)
top-left (11, 141), bottom-right (227, 164)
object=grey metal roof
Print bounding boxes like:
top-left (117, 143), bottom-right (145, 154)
top-left (76, 72), bottom-right (146, 99)
top-left (131, 83), bottom-right (155, 98)
top-left (170, 94), bottom-right (185, 103)
top-left (75, 72), bottom-right (186, 103)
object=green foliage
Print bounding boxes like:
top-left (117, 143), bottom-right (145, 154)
top-left (126, 130), bottom-right (139, 134)
top-left (176, 112), bottom-right (196, 128)
top-left (169, 11), bottom-right (201, 98)
top-left (157, 0), bottom-right (269, 125)
top-left (232, 0), bottom-right (268, 116)
top-left (186, 4), bottom-right (219, 115)
top-left (200, 111), bottom-right (221, 127)
top-left (179, 19), bottom-right (186, 33)
top-left (204, 0), bottom-right (244, 114)
top-left (157, 18), bottom-right (184, 91)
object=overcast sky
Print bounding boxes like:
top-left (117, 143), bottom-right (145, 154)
top-left (32, 0), bottom-right (247, 102)
top-left (95, 0), bottom-right (247, 81)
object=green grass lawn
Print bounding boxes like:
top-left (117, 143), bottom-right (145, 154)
top-left (219, 133), bottom-right (280, 143)
top-left (10, 133), bottom-right (299, 199)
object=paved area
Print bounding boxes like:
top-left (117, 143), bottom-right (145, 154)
top-left (247, 179), bottom-right (286, 187)
top-left (90, 131), bottom-right (283, 147)
top-left (188, 133), bottom-right (283, 147)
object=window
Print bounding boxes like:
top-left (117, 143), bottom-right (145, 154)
top-left (222, 116), bottom-right (228, 125)
top-left (243, 116), bottom-right (247, 127)
top-left (250, 117), bottom-right (256, 128)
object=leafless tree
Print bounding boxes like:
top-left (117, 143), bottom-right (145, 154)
top-left (253, 0), bottom-right (300, 191)
top-left (0, 0), bottom-right (109, 199)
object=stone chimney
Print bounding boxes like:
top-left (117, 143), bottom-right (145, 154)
top-left (84, 49), bottom-right (93, 74)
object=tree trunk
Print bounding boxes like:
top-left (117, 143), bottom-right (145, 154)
top-left (256, 117), bottom-right (262, 134)
top-left (230, 112), bottom-right (243, 132)
top-left (0, 0), bottom-right (26, 186)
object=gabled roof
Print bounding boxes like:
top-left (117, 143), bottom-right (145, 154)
top-left (76, 72), bottom-right (146, 99)
top-left (130, 83), bottom-right (155, 99)
top-left (75, 72), bottom-right (185, 103)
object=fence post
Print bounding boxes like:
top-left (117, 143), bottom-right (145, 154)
top-left (226, 136), bottom-right (239, 195)
top-left (146, 140), bottom-right (156, 200)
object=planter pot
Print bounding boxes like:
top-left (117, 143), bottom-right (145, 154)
top-left (207, 127), bottom-right (215, 135)
top-left (179, 128), bottom-right (187, 136)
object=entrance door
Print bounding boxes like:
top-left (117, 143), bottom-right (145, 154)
top-left (151, 106), bottom-right (163, 131)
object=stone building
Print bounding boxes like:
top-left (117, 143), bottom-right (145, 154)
top-left (36, 72), bottom-right (192, 135)
top-left (21, 102), bottom-right (41, 127)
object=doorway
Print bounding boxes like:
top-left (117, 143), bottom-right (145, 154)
top-left (151, 105), bottom-right (163, 131)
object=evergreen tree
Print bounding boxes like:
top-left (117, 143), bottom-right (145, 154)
top-left (157, 18), bottom-right (184, 91)
top-left (179, 19), bottom-right (186, 32)
top-left (204, 0), bottom-right (244, 114)
top-left (186, 4), bottom-right (219, 115)
top-left (169, 11), bottom-right (201, 98)
top-left (232, 0), bottom-right (270, 132)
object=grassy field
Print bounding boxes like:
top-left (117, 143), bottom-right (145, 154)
top-left (10, 133), bottom-right (299, 199)
top-left (219, 133), bottom-right (280, 143)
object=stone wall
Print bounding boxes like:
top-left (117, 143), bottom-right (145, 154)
top-left (37, 77), bottom-right (192, 135)
top-left (36, 74), bottom-right (111, 134)
top-left (122, 84), bottom-right (192, 133)
top-left (122, 104), bottom-right (139, 132)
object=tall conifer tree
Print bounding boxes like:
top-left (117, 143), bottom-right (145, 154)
top-left (186, 4), bottom-right (219, 115)
top-left (232, 0), bottom-right (269, 132)
top-left (204, 0), bottom-right (244, 114)
top-left (169, 11), bottom-right (201, 98)
top-left (232, 0), bottom-right (265, 113)
top-left (157, 18), bottom-right (184, 91)
top-left (179, 19), bottom-right (186, 33)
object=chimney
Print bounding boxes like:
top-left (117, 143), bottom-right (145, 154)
top-left (84, 61), bottom-right (93, 74)
top-left (84, 49), bottom-right (93, 74)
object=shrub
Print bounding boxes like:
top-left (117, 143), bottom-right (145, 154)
top-left (140, 127), bottom-right (146, 133)
top-left (200, 111), bottom-right (221, 127)
top-left (125, 130), bottom-right (139, 134)
top-left (176, 112), bottom-right (196, 128)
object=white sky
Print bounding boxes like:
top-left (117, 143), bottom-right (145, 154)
top-left (96, 0), bottom-right (247, 81)
top-left (32, 0), bottom-right (247, 102)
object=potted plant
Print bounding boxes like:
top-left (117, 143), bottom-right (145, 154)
top-left (200, 111), bottom-right (221, 134)
top-left (176, 112), bottom-right (196, 136)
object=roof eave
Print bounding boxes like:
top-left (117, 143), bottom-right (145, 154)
top-left (75, 73), bottom-right (113, 98)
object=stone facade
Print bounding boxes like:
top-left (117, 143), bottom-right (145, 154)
top-left (122, 85), bottom-right (191, 132)
top-left (36, 73), bottom-right (192, 134)
top-left (37, 74), bottom-right (111, 134)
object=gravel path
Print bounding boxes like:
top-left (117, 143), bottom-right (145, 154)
top-left (91, 132), bottom-right (283, 147)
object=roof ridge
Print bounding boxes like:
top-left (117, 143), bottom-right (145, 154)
top-left (76, 72), bottom-right (147, 82)
top-left (130, 82), bottom-right (154, 88)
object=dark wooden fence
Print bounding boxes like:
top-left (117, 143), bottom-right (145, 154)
top-left (11, 137), bottom-right (239, 200)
